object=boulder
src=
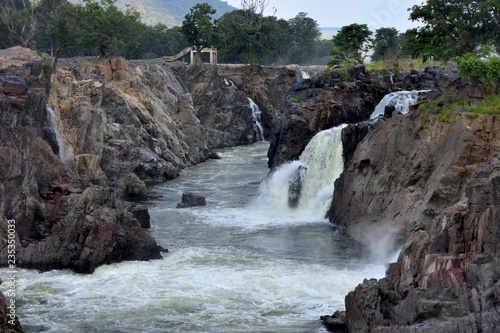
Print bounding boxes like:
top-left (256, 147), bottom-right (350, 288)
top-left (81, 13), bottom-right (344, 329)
top-left (176, 192), bottom-right (206, 208)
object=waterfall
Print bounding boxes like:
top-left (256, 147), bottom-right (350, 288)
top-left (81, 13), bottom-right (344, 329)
top-left (224, 78), bottom-right (236, 87)
top-left (46, 105), bottom-right (67, 161)
top-left (248, 97), bottom-right (265, 141)
top-left (300, 70), bottom-right (311, 80)
top-left (369, 90), bottom-right (429, 120)
top-left (255, 124), bottom-right (346, 220)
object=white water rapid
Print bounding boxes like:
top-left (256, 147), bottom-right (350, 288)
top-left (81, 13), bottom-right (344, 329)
top-left (1, 141), bottom-right (391, 333)
top-left (369, 90), bottom-right (429, 120)
top-left (255, 124), bottom-right (347, 221)
top-left (248, 97), bottom-right (265, 141)
top-left (46, 105), bottom-right (67, 161)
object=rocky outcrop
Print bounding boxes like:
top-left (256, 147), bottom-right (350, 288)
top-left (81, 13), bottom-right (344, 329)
top-left (327, 86), bottom-right (500, 331)
top-left (268, 65), bottom-right (389, 168)
top-left (183, 64), bottom-right (295, 148)
top-left (176, 192), bottom-right (206, 208)
top-left (49, 57), bottom-right (207, 198)
top-left (0, 47), bottom-right (161, 278)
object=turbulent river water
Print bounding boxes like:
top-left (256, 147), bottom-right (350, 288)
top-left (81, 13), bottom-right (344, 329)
top-left (2, 139), bottom-right (394, 333)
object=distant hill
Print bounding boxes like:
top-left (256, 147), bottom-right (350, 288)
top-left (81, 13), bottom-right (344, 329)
top-left (71, 0), bottom-right (236, 26)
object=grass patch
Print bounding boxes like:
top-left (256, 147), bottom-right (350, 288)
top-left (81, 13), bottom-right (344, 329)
top-left (467, 95), bottom-right (500, 117)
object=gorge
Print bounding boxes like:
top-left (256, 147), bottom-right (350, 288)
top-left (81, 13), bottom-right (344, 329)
top-left (1, 46), bottom-right (499, 333)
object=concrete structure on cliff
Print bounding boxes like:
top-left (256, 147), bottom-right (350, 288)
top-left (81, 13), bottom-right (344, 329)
top-left (162, 46), bottom-right (218, 64)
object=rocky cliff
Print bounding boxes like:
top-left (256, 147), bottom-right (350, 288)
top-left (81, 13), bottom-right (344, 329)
top-left (0, 48), bottom-right (162, 275)
top-left (324, 80), bottom-right (500, 331)
top-left (0, 48), bottom-right (294, 331)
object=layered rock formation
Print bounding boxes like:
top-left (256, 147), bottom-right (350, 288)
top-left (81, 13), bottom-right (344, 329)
top-left (326, 84), bottom-right (500, 331)
top-left (184, 64), bottom-right (294, 148)
top-left (267, 65), bottom-right (390, 169)
top-left (0, 48), bottom-right (161, 277)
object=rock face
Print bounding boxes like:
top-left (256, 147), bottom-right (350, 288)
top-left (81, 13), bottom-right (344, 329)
top-left (184, 64), bottom-right (294, 149)
top-left (328, 88), bottom-right (500, 332)
top-left (176, 192), bottom-right (207, 208)
top-left (0, 48), bottom-right (161, 278)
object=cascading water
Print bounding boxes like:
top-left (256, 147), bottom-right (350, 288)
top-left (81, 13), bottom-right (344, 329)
top-left (301, 70), bottom-right (311, 80)
top-left (248, 97), bottom-right (265, 141)
top-left (254, 124), bottom-right (347, 221)
top-left (224, 78), bottom-right (236, 87)
top-left (369, 90), bottom-right (429, 120)
top-left (4, 92), bottom-right (420, 333)
top-left (2, 142), bottom-right (390, 333)
top-left (46, 105), bottom-right (67, 161)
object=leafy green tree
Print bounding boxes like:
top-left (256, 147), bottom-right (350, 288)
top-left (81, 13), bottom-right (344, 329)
top-left (287, 12), bottom-right (321, 64)
top-left (181, 3), bottom-right (222, 64)
top-left (74, 0), bottom-right (143, 57)
top-left (371, 27), bottom-right (399, 62)
top-left (34, 0), bottom-right (80, 70)
top-left (217, 9), bottom-right (288, 64)
top-left (124, 25), bottom-right (188, 59)
top-left (0, 0), bottom-right (37, 47)
top-left (409, 0), bottom-right (499, 60)
top-left (329, 23), bottom-right (372, 67)
top-left (0, 18), bottom-right (11, 48)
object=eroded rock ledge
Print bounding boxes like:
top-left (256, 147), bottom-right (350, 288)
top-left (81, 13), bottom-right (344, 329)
top-left (327, 88), bottom-right (500, 332)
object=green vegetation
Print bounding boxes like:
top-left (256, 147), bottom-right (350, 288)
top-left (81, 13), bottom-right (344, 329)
top-left (408, 0), bottom-right (499, 61)
top-left (466, 95), bottom-right (500, 118)
top-left (371, 27), bottom-right (399, 62)
top-left (328, 23), bottom-right (372, 68)
top-left (22, 115), bottom-right (33, 126)
top-left (180, 3), bottom-right (223, 64)
top-left (291, 97), bottom-right (301, 103)
top-left (457, 54), bottom-right (500, 94)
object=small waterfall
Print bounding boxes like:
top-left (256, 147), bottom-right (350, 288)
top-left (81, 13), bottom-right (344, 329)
top-left (248, 97), bottom-right (265, 141)
top-left (370, 90), bottom-right (429, 120)
top-left (300, 70), bottom-right (311, 80)
top-left (46, 105), bottom-right (67, 161)
top-left (255, 124), bottom-right (346, 220)
top-left (224, 78), bottom-right (236, 87)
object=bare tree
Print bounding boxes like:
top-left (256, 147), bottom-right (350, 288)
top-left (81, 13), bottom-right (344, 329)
top-left (0, 0), bottom-right (37, 47)
top-left (240, 0), bottom-right (275, 24)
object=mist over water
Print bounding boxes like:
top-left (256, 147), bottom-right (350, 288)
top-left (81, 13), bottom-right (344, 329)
top-left (2, 141), bottom-right (391, 333)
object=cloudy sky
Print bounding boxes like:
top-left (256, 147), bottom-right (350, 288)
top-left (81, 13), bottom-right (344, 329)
top-left (224, 0), bottom-right (425, 32)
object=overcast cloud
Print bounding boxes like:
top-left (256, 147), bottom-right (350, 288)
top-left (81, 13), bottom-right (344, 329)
top-left (224, 0), bottom-right (425, 32)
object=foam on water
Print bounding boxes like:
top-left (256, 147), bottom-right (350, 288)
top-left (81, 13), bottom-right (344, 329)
top-left (2, 141), bottom-right (390, 333)
top-left (11, 245), bottom-right (386, 333)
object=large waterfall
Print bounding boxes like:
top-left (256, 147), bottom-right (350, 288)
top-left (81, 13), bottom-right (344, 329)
top-left (3, 91), bottom-right (428, 333)
top-left (248, 97), bottom-right (265, 141)
top-left (46, 105), bottom-right (67, 161)
top-left (254, 124), bottom-right (347, 221)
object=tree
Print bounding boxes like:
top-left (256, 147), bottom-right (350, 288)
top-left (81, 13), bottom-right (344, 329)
top-left (124, 25), bottom-right (188, 59)
top-left (409, 0), bottom-right (499, 60)
top-left (0, 0), bottom-right (37, 47)
top-left (217, 9), bottom-right (288, 64)
top-left (35, 0), bottom-right (80, 71)
top-left (75, 0), bottom-right (143, 57)
top-left (329, 23), bottom-right (372, 67)
top-left (287, 12), bottom-right (321, 64)
top-left (240, 0), bottom-right (273, 24)
top-left (371, 27), bottom-right (399, 62)
top-left (181, 3), bottom-right (222, 64)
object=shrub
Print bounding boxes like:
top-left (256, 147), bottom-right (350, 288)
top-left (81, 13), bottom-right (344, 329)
top-left (22, 115), bottom-right (33, 126)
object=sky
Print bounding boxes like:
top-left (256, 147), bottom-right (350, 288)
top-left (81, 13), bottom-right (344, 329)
top-left (224, 0), bottom-right (425, 32)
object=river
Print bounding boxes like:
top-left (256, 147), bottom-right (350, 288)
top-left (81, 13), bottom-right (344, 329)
top-left (2, 138), bottom-right (392, 333)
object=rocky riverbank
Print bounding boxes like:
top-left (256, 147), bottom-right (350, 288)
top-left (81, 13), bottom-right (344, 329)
top-left (0, 47), bottom-right (294, 331)
top-left (322, 73), bottom-right (500, 331)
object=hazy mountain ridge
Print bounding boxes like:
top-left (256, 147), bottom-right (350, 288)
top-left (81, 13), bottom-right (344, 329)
top-left (71, 0), bottom-right (236, 26)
